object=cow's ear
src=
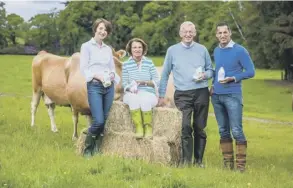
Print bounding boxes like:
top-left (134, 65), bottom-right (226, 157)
top-left (116, 50), bottom-right (126, 59)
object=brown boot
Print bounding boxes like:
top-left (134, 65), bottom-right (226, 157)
top-left (236, 141), bottom-right (247, 172)
top-left (220, 138), bottom-right (234, 170)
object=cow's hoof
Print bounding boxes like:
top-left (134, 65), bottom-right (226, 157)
top-left (51, 128), bottom-right (58, 132)
top-left (72, 135), bottom-right (78, 141)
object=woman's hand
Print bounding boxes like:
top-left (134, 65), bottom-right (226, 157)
top-left (109, 72), bottom-right (115, 82)
top-left (136, 80), bottom-right (154, 88)
top-left (94, 74), bottom-right (104, 82)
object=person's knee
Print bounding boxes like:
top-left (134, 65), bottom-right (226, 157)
top-left (127, 96), bottom-right (140, 110)
top-left (194, 129), bottom-right (207, 139)
top-left (182, 126), bottom-right (193, 138)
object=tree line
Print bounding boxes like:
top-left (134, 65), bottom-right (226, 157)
top-left (1, 1), bottom-right (293, 75)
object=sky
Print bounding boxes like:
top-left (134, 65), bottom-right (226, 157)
top-left (3, 0), bottom-right (66, 21)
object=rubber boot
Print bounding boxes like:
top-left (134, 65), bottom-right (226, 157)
top-left (93, 128), bottom-right (104, 155)
top-left (193, 137), bottom-right (206, 168)
top-left (83, 131), bottom-right (96, 158)
top-left (220, 138), bottom-right (234, 170)
top-left (130, 109), bottom-right (144, 139)
top-left (142, 110), bottom-right (153, 138)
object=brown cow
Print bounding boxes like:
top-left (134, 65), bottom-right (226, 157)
top-left (31, 50), bottom-right (126, 139)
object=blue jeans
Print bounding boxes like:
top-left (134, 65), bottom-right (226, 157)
top-left (211, 93), bottom-right (246, 142)
top-left (87, 80), bottom-right (114, 135)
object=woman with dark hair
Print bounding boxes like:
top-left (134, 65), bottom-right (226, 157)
top-left (79, 18), bottom-right (119, 157)
top-left (122, 38), bottom-right (160, 139)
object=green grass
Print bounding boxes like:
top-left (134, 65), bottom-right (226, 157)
top-left (0, 55), bottom-right (293, 188)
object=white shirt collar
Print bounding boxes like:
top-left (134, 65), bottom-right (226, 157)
top-left (219, 40), bottom-right (235, 49)
top-left (90, 38), bottom-right (106, 47)
top-left (128, 56), bottom-right (147, 62)
top-left (181, 41), bottom-right (195, 48)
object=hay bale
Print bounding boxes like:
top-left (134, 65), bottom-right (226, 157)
top-left (76, 101), bottom-right (182, 166)
top-left (75, 128), bottom-right (87, 156)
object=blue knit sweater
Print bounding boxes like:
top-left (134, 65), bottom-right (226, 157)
top-left (213, 43), bottom-right (255, 94)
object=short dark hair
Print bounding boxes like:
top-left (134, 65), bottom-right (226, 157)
top-left (125, 38), bottom-right (148, 56)
top-left (216, 22), bottom-right (231, 31)
top-left (92, 18), bottom-right (112, 36)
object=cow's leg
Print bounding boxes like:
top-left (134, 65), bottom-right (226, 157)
top-left (43, 95), bottom-right (58, 132)
top-left (31, 90), bottom-right (42, 127)
top-left (72, 109), bottom-right (79, 140)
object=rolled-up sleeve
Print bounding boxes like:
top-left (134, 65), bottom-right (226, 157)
top-left (80, 44), bottom-right (94, 82)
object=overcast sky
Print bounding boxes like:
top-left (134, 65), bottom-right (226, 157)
top-left (3, 0), bottom-right (66, 21)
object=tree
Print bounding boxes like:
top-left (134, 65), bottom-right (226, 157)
top-left (0, 1), bottom-right (8, 48)
top-left (6, 13), bottom-right (24, 45)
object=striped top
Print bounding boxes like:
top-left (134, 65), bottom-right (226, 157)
top-left (122, 56), bottom-right (160, 95)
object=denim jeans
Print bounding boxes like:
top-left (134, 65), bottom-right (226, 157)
top-left (87, 80), bottom-right (114, 135)
top-left (211, 93), bottom-right (246, 142)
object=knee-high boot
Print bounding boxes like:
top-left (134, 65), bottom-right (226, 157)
top-left (93, 127), bottom-right (104, 155)
top-left (220, 138), bottom-right (234, 170)
top-left (83, 130), bottom-right (97, 158)
top-left (236, 141), bottom-right (247, 172)
top-left (193, 137), bottom-right (206, 168)
top-left (142, 110), bottom-right (153, 138)
top-left (130, 109), bottom-right (144, 138)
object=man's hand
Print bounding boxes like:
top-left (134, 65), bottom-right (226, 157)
top-left (219, 77), bottom-right (235, 84)
top-left (197, 72), bottom-right (206, 80)
top-left (157, 97), bottom-right (165, 107)
top-left (193, 72), bottom-right (206, 82)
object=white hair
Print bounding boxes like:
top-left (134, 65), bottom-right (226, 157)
top-left (180, 21), bottom-right (196, 31)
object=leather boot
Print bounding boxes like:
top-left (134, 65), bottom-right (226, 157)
top-left (142, 110), bottom-right (153, 139)
top-left (83, 131), bottom-right (96, 158)
top-left (130, 109), bottom-right (144, 139)
top-left (220, 138), bottom-right (234, 170)
top-left (193, 137), bottom-right (206, 168)
top-left (236, 141), bottom-right (247, 172)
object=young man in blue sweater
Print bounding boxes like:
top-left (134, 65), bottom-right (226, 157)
top-left (158, 21), bottom-right (214, 167)
top-left (211, 22), bottom-right (255, 172)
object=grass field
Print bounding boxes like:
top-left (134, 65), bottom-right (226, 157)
top-left (0, 55), bottom-right (293, 188)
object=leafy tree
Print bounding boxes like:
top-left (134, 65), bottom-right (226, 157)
top-left (6, 13), bottom-right (24, 45)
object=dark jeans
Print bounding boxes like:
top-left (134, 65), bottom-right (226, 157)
top-left (211, 93), bottom-right (246, 142)
top-left (174, 87), bottom-right (210, 164)
top-left (87, 80), bottom-right (114, 135)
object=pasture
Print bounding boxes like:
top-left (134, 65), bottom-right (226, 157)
top-left (0, 55), bottom-right (293, 188)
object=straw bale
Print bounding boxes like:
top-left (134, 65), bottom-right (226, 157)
top-left (76, 101), bottom-right (182, 166)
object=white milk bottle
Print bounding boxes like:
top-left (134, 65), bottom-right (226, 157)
top-left (102, 70), bottom-right (112, 88)
top-left (218, 67), bottom-right (225, 82)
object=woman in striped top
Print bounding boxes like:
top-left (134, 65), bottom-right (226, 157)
top-left (122, 38), bottom-right (160, 139)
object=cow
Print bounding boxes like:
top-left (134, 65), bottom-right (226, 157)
top-left (30, 49), bottom-right (126, 139)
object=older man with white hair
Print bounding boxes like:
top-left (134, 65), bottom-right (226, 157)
top-left (158, 21), bottom-right (214, 167)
